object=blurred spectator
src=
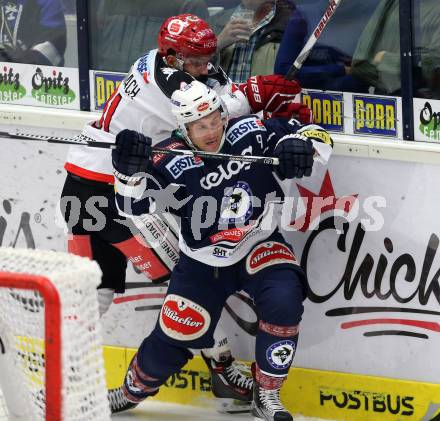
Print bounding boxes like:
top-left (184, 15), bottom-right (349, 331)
top-left (412, 0), bottom-right (440, 98)
top-left (89, 0), bottom-right (209, 72)
top-left (213, 0), bottom-right (295, 83)
top-left (0, 0), bottom-right (66, 66)
top-left (275, 0), bottom-right (377, 91)
top-left (273, 4), bottom-right (307, 79)
top-left (60, 0), bottom-right (75, 14)
top-left (347, 0), bottom-right (440, 96)
top-left (349, 0), bottom-right (400, 94)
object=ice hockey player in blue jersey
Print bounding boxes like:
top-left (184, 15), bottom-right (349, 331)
top-left (109, 81), bottom-right (333, 421)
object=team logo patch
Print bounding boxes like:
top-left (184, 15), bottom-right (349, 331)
top-left (160, 294), bottom-right (210, 341)
top-left (166, 155), bottom-right (204, 179)
top-left (210, 225), bottom-right (253, 244)
top-left (219, 181), bottom-right (253, 225)
top-left (153, 141), bottom-right (185, 165)
top-left (266, 340), bottom-right (295, 370)
top-left (213, 247), bottom-right (228, 258)
top-left (136, 53), bottom-right (151, 74)
top-left (203, 39), bottom-right (217, 49)
top-left (200, 146), bottom-right (252, 190)
top-left (246, 242), bottom-right (297, 274)
top-left (126, 370), bottom-right (142, 394)
top-left (197, 102), bottom-right (210, 112)
top-left (300, 129), bottom-right (333, 145)
top-left (226, 117), bottom-right (266, 145)
top-left (168, 19), bottom-right (186, 35)
top-left (161, 67), bottom-right (178, 81)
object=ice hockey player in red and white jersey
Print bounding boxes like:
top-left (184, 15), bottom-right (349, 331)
top-left (60, 13), bottom-right (310, 411)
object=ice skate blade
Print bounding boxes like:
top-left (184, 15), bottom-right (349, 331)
top-left (216, 397), bottom-right (252, 414)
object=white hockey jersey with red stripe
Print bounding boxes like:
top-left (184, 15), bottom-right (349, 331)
top-left (65, 49), bottom-right (250, 183)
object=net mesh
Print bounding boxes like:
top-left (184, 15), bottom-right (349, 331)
top-left (0, 248), bottom-right (110, 421)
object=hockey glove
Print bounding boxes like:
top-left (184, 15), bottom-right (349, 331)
top-left (239, 74), bottom-right (301, 114)
top-left (273, 134), bottom-right (314, 180)
top-left (112, 129), bottom-right (153, 180)
top-left (270, 102), bottom-right (313, 124)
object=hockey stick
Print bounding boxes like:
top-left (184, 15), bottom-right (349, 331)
top-left (156, 147), bottom-right (279, 166)
top-left (0, 130), bottom-right (280, 166)
top-left (285, 0), bottom-right (344, 80)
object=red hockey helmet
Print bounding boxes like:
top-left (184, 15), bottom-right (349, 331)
top-left (157, 14), bottom-right (217, 58)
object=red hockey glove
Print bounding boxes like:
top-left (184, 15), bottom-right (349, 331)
top-left (271, 102), bottom-right (313, 124)
top-left (239, 74), bottom-right (301, 114)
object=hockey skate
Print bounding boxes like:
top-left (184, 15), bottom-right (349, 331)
top-left (107, 386), bottom-right (139, 414)
top-left (108, 352), bottom-right (161, 413)
top-left (251, 367), bottom-right (292, 421)
top-left (201, 351), bottom-right (253, 414)
top-left (252, 382), bottom-right (293, 421)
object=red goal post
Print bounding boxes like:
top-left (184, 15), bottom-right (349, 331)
top-left (0, 248), bottom-right (110, 421)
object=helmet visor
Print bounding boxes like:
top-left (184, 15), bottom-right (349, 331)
top-left (182, 54), bottom-right (214, 68)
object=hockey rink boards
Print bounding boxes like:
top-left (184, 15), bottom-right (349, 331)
top-left (104, 346), bottom-right (440, 421)
top-left (2, 129), bottom-right (440, 421)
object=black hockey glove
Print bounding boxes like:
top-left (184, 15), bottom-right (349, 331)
top-left (112, 129), bottom-right (153, 179)
top-left (273, 133), bottom-right (314, 180)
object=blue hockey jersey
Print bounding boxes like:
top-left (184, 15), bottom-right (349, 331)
top-left (115, 115), bottom-right (333, 267)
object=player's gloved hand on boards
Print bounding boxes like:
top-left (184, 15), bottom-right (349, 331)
top-left (273, 133), bottom-right (314, 179)
top-left (297, 124), bottom-right (334, 147)
top-left (271, 102), bottom-right (313, 124)
top-left (112, 129), bottom-right (153, 179)
top-left (239, 74), bottom-right (301, 113)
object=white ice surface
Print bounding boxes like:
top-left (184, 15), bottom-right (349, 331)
top-left (111, 401), bottom-right (331, 421)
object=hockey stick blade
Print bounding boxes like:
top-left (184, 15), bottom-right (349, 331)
top-left (0, 130), bottom-right (280, 165)
top-left (285, 0), bottom-right (343, 80)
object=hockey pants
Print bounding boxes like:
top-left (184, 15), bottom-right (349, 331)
top-left (132, 237), bottom-right (307, 392)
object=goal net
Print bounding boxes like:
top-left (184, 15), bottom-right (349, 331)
top-left (0, 248), bottom-right (110, 421)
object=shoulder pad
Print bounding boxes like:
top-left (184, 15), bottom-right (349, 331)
top-left (136, 52), bottom-right (152, 75)
top-left (225, 115), bottom-right (267, 146)
top-left (155, 56), bottom-right (195, 98)
top-left (152, 136), bottom-right (188, 166)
